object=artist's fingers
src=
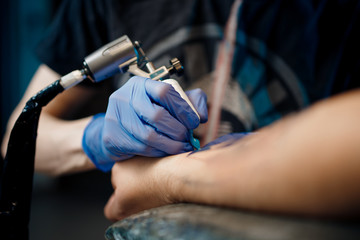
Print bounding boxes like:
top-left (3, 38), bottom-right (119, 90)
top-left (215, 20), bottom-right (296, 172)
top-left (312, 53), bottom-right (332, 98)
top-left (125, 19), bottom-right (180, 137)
top-left (145, 79), bottom-right (199, 129)
top-left (185, 88), bottom-right (208, 123)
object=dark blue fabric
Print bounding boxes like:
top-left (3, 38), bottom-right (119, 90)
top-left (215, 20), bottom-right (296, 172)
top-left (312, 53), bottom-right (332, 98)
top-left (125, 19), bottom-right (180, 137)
top-left (35, 0), bottom-right (233, 77)
top-left (35, 0), bottom-right (360, 131)
top-left (233, 0), bottom-right (360, 127)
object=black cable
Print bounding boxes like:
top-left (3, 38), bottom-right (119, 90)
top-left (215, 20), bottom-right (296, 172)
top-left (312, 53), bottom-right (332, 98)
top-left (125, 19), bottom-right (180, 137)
top-left (0, 79), bottom-right (64, 240)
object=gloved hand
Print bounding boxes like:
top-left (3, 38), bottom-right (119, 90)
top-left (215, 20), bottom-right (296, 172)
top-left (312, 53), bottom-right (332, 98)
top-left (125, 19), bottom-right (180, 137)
top-left (82, 76), bottom-right (208, 171)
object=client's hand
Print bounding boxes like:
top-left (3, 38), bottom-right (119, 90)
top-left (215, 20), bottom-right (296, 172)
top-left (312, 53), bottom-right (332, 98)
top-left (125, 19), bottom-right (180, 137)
top-left (103, 156), bottom-right (176, 221)
top-left (103, 133), bottom-right (250, 221)
top-left (82, 76), bottom-right (207, 171)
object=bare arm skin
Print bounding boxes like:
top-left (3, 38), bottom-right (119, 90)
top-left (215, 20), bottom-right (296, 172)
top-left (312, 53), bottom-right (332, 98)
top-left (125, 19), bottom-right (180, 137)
top-left (104, 89), bottom-right (360, 221)
top-left (1, 64), bottom-right (112, 176)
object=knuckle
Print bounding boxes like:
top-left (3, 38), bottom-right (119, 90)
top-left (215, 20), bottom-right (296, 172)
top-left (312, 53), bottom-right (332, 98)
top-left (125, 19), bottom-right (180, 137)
top-left (147, 108), bottom-right (164, 122)
top-left (134, 105), bottom-right (165, 124)
top-left (109, 91), bottom-right (125, 104)
top-left (155, 82), bottom-right (172, 98)
top-left (143, 131), bottom-right (157, 145)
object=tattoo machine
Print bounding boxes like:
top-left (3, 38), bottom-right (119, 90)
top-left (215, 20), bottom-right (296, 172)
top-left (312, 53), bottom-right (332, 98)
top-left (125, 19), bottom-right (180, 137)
top-left (63, 35), bottom-right (201, 149)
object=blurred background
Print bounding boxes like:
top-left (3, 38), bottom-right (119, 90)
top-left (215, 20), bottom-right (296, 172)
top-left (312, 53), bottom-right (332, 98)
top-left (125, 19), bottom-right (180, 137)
top-left (0, 0), bottom-right (113, 239)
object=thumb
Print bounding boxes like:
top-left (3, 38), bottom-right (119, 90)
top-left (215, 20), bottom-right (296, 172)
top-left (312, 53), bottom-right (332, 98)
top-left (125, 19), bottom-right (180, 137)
top-left (185, 88), bottom-right (208, 123)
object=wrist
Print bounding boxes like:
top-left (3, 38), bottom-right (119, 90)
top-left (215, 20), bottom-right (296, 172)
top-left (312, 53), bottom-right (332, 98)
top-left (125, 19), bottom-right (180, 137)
top-left (82, 113), bottom-right (115, 172)
top-left (153, 152), bottom-right (206, 204)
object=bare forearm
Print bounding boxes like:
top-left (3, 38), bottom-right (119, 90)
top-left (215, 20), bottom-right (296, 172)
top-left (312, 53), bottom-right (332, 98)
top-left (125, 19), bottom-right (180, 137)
top-left (2, 113), bottom-right (95, 176)
top-left (32, 114), bottom-right (95, 175)
top-left (171, 90), bottom-right (360, 217)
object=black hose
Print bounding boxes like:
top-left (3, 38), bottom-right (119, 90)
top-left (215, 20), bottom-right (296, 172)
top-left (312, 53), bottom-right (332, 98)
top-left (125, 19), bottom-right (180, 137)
top-left (0, 79), bottom-right (64, 240)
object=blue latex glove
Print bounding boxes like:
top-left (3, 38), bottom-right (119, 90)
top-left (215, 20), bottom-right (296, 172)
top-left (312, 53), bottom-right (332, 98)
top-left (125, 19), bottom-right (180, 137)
top-left (82, 76), bottom-right (208, 171)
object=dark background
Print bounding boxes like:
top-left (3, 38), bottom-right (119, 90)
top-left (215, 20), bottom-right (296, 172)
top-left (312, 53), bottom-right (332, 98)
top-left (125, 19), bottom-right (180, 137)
top-left (0, 1), bottom-right (114, 239)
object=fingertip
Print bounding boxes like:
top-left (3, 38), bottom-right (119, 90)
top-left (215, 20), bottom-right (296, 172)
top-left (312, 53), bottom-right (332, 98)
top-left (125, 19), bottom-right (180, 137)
top-left (187, 115), bottom-right (200, 129)
top-left (199, 108), bottom-right (208, 123)
top-left (184, 142), bottom-right (194, 152)
top-left (185, 88), bottom-right (208, 123)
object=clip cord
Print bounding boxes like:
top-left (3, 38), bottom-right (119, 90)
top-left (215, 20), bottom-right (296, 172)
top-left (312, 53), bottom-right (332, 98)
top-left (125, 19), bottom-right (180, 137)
top-left (0, 80), bottom-right (64, 240)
